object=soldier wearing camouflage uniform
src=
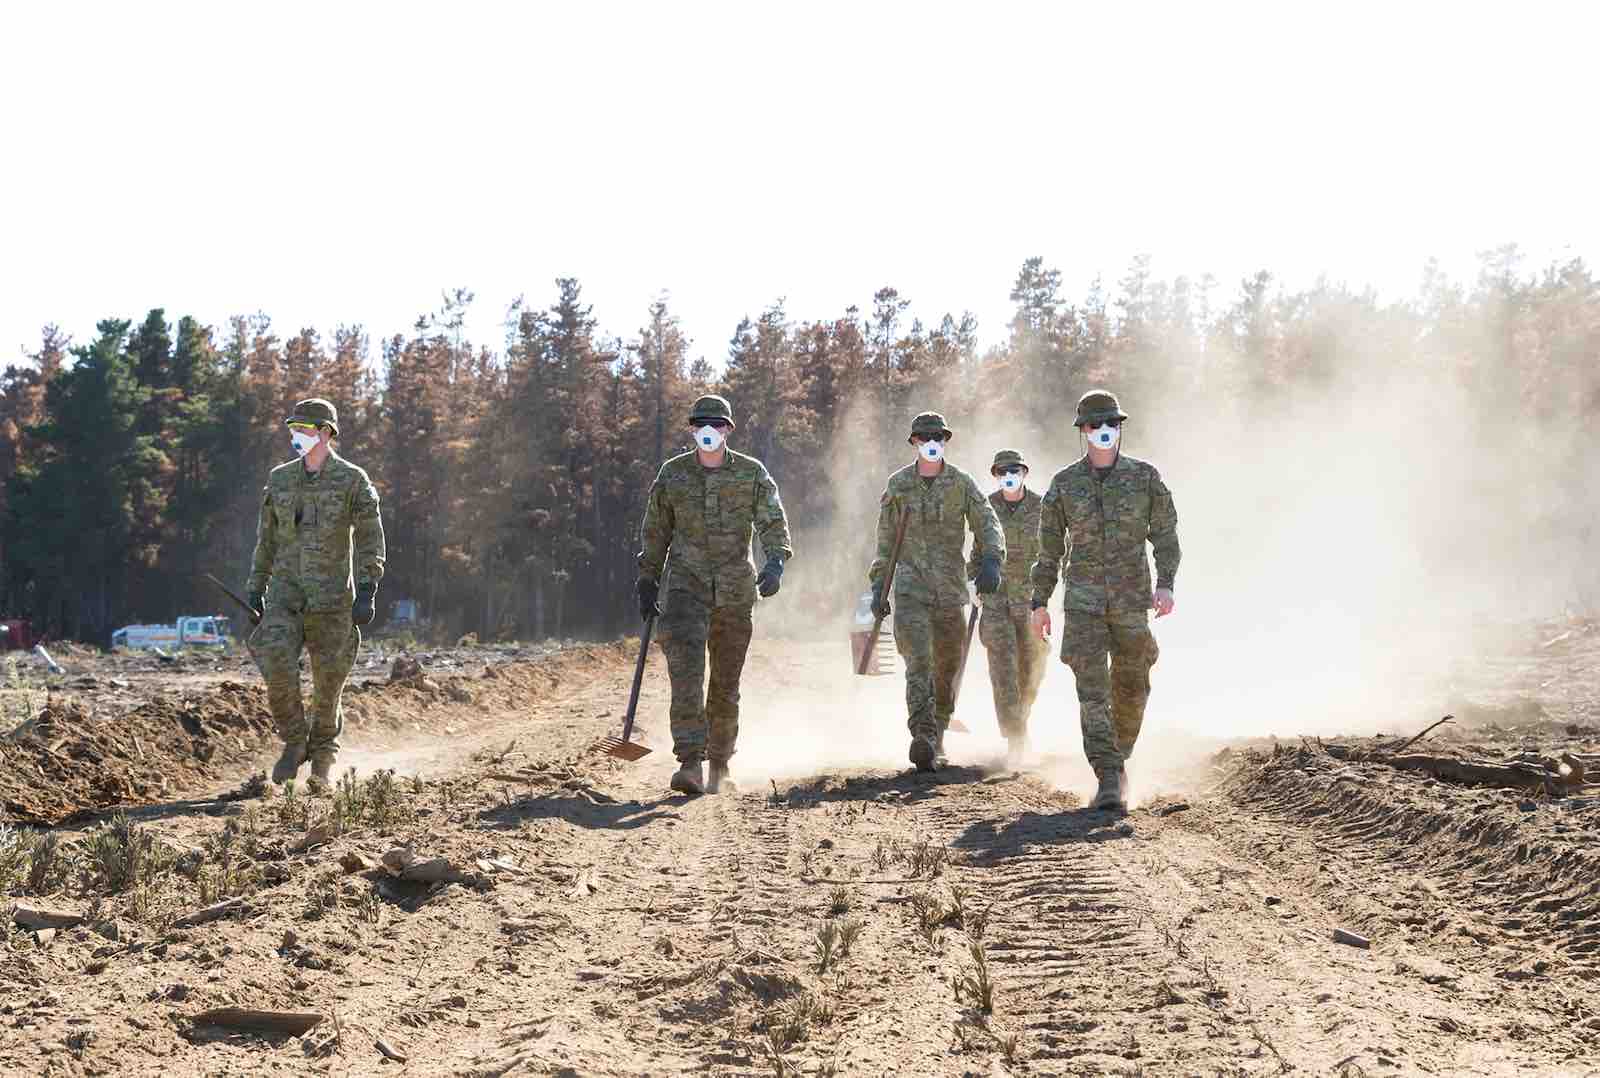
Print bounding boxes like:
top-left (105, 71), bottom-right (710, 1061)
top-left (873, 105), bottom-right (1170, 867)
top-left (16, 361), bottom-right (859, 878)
top-left (1031, 391), bottom-right (1179, 811)
top-left (637, 395), bottom-right (793, 796)
top-left (869, 412), bottom-right (1005, 772)
top-left (968, 449), bottom-right (1050, 768)
top-left (246, 399), bottom-right (385, 793)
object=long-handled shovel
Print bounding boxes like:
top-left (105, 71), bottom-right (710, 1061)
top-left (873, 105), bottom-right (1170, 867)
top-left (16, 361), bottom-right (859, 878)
top-left (856, 510), bottom-right (910, 676)
top-left (945, 603), bottom-right (980, 733)
top-left (597, 614), bottom-right (656, 761)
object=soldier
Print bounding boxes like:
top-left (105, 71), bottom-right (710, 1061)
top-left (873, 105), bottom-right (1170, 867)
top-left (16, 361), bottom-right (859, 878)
top-left (246, 398), bottom-right (385, 793)
top-left (637, 394), bottom-right (793, 796)
top-left (869, 412), bottom-right (1005, 772)
top-left (1030, 390), bottom-right (1179, 811)
top-left (970, 449), bottom-right (1051, 768)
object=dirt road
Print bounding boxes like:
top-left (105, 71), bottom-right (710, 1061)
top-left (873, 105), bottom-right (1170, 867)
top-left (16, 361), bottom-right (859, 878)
top-left (2, 631), bottom-right (1598, 1076)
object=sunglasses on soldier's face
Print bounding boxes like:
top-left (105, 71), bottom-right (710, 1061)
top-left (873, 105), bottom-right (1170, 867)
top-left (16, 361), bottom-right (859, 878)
top-left (288, 422), bottom-right (320, 433)
top-left (1089, 419), bottom-right (1123, 429)
top-left (693, 419), bottom-right (731, 430)
top-left (997, 466), bottom-right (1025, 475)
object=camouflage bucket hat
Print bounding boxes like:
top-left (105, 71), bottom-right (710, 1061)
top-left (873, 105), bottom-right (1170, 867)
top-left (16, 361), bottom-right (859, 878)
top-left (285, 398), bottom-right (340, 437)
top-left (907, 411), bottom-right (954, 444)
top-left (1073, 389), bottom-right (1128, 428)
top-left (990, 448), bottom-right (1029, 475)
top-left (689, 394), bottom-right (735, 426)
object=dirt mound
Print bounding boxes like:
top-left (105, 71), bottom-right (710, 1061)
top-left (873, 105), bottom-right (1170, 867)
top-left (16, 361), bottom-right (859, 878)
top-left (0, 643), bottom-right (632, 826)
top-left (1223, 741), bottom-right (1600, 979)
top-left (0, 683), bottom-right (276, 825)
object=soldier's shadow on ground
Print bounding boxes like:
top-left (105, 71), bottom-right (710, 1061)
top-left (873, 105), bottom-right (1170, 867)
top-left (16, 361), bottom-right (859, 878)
top-left (774, 764), bottom-right (996, 810)
top-left (477, 790), bottom-right (681, 832)
top-left (950, 808), bottom-right (1134, 866)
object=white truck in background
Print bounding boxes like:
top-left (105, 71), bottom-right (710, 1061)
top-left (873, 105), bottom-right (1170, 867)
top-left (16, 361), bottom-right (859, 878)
top-left (111, 615), bottom-right (235, 651)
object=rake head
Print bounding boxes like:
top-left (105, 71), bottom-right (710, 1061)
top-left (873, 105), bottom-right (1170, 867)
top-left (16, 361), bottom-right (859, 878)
top-left (596, 735), bottom-right (652, 762)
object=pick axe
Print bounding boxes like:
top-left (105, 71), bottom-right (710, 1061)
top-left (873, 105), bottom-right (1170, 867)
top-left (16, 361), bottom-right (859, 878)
top-left (203, 573), bottom-right (260, 625)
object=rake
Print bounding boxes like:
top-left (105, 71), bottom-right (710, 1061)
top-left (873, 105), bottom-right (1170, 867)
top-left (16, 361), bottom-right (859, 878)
top-left (597, 613), bottom-right (656, 761)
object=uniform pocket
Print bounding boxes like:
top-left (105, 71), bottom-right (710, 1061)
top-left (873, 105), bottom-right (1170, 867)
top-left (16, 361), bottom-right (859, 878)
top-left (272, 492), bottom-right (298, 539)
top-left (717, 484), bottom-right (755, 531)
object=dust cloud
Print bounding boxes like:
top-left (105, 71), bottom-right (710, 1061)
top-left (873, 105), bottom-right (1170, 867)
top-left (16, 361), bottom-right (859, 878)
top-left (744, 332), bottom-right (1599, 805)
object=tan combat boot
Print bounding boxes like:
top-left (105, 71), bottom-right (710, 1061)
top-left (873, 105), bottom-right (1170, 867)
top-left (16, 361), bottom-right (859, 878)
top-left (670, 760), bottom-right (705, 796)
top-left (1005, 734), bottom-right (1028, 771)
top-left (909, 733), bottom-right (937, 773)
top-left (1091, 769), bottom-right (1122, 811)
top-left (305, 756), bottom-right (334, 794)
top-left (706, 760), bottom-right (734, 795)
top-left (933, 727), bottom-right (950, 769)
top-left (271, 742), bottom-right (307, 785)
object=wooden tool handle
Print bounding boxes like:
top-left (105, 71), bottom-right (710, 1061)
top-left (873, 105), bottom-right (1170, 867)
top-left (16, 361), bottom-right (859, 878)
top-left (620, 614), bottom-right (656, 742)
top-left (858, 509), bottom-right (910, 676)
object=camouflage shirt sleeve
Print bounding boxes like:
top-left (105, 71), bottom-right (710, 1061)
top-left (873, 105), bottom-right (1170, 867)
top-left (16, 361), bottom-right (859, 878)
top-left (753, 464), bottom-right (793, 564)
top-left (246, 484), bottom-right (276, 595)
top-left (867, 487), bottom-right (900, 586)
top-left (1030, 482), bottom-right (1068, 605)
top-left (637, 466), bottom-right (674, 583)
top-left (965, 475), bottom-right (1005, 565)
top-left (1148, 466), bottom-right (1179, 592)
top-left (353, 470), bottom-right (386, 587)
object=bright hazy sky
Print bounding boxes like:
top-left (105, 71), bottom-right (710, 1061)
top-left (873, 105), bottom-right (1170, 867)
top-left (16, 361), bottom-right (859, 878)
top-left (3, 1), bottom-right (1595, 367)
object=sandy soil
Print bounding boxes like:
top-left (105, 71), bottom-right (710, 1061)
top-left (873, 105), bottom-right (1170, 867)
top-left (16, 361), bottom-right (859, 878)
top-left (2, 618), bottom-right (1599, 1076)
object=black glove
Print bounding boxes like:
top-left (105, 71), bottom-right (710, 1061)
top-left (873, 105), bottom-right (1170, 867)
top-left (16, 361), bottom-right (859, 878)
top-left (870, 582), bottom-right (891, 619)
top-left (755, 556), bottom-right (784, 598)
top-left (637, 577), bottom-right (660, 622)
top-left (352, 582), bottom-right (377, 627)
top-left (974, 555), bottom-right (1002, 596)
top-left (247, 589), bottom-right (265, 626)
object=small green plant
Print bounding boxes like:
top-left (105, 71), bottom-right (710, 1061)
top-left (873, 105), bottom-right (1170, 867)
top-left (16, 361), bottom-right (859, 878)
top-left (26, 832), bottom-right (63, 894)
top-left (813, 920), bottom-right (840, 973)
top-left (838, 917), bottom-right (864, 957)
top-left (954, 941), bottom-right (996, 1014)
top-left (903, 835), bottom-right (950, 878)
top-left (0, 822), bottom-right (25, 891)
top-left (1001, 1031), bottom-right (1022, 1063)
top-left (871, 837), bottom-right (892, 872)
top-left (964, 902), bottom-right (992, 941)
top-left (909, 889), bottom-right (949, 942)
top-left (84, 814), bottom-right (174, 894)
top-left (356, 884), bottom-right (382, 926)
top-left (303, 868), bottom-right (341, 920)
top-left (827, 885), bottom-right (852, 915)
top-left (947, 883), bottom-right (968, 923)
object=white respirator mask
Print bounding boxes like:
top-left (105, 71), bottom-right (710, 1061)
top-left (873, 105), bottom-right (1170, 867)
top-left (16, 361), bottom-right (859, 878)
top-left (694, 424), bottom-right (726, 453)
top-left (999, 472), bottom-right (1023, 493)
top-left (1087, 423), bottom-right (1120, 451)
top-left (917, 439), bottom-right (945, 463)
top-left (290, 429), bottom-right (320, 457)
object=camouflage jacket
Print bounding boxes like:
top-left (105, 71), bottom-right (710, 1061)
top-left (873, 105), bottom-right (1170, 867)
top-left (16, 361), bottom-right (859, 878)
top-left (870, 463), bottom-right (1004, 607)
top-left (637, 449), bottom-right (793, 607)
top-left (1030, 453), bottom-right (1179, 616)
top-left (248, 452), bottom-right (386, 613)
top-left (969, 488), bottom-right (1042, 607)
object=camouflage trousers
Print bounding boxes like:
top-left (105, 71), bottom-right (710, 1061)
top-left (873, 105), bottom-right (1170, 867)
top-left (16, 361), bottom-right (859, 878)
top-left (980, 600), bottom-right (1050, 739)
top-left (656, 591), bottom-right (754, 764)
top-left (1061, 612), bottom-right (1159, 775)
top-left (248, 604), bottom-right (360, 763)
top-left (892, 596), bottom-right (967, 740)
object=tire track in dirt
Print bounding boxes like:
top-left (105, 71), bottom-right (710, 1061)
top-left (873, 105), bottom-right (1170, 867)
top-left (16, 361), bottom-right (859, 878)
top-left (877, 768), bottom-right (1592, 1075)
